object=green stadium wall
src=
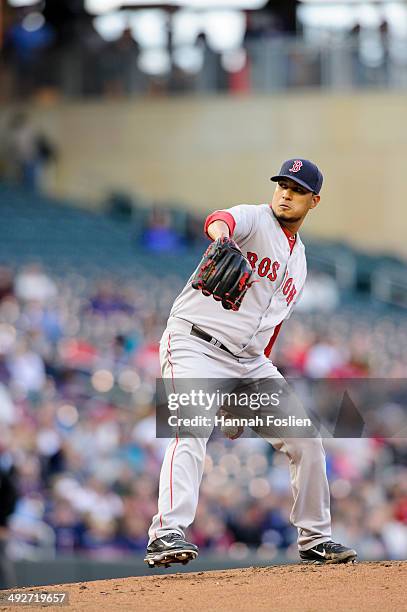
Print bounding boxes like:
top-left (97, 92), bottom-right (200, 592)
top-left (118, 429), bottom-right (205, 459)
top-left (7, 92), bottom-right (406, 255)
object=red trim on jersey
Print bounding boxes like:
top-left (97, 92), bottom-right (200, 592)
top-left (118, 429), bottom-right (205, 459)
top-left (280, 224), bottom-right (295, 239)
top-left (264, 321), bottom-right (283, 358)
top-left (204, 211), bottom-right (236, 239)
top-left (279, 225), bottom-right (296, 254)
top-left (269, 205), bottom-right (297, 253)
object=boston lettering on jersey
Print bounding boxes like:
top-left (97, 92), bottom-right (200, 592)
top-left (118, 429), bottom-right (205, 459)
top-left (246, 251), bottom-right (297, 306)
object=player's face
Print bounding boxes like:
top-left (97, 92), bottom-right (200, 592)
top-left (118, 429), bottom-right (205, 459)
top-left (271, 179), bottom-right (320, 226)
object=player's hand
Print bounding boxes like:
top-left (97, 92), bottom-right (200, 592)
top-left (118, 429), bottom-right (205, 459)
top-left (219, 409), bottom-right (244, 440)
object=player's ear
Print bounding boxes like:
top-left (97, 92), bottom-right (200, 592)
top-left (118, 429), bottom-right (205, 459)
top-left (310, 195), bottom-right (320, 209)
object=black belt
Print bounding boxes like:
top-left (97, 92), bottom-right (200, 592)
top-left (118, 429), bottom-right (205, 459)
top-left (190, 325), bottom-right (235, 356)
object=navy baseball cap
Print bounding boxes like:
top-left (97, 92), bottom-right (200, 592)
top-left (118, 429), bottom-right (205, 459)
top-left (271, 158), bottom-right (323, 194)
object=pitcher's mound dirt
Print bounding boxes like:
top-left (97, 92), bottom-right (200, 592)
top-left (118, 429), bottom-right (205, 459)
top-left (1, 561), bottom-right (405, 612)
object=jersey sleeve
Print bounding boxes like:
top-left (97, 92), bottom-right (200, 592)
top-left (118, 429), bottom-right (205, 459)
top-left (204, 205), bottom-right (257, 243)
top-left (204, 211), bottom-right (236, 239)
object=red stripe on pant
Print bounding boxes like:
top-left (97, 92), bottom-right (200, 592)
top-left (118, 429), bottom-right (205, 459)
top-left (158, 333), bottom-right (179, 530)
top-left (169, 436), bottom-right (179, 510)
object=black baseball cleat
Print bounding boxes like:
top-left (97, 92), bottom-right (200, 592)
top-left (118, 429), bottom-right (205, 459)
top-left (144, 533), bottom-right (198, 568)
top-left (300, 541), bottom-right (357, 564)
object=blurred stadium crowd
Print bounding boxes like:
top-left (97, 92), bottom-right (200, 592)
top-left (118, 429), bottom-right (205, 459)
top-left (2, 0), bottom-right (407, 100)
top-left (1, 1), bottom-right (406, 593)
top-left (0, 257), bottom-right (406, 567)
top-left (0, 2), bottom-right (293, 99)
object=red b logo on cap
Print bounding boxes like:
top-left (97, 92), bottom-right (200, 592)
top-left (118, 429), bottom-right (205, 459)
top-left (289, 160), bottom-right (303, 173)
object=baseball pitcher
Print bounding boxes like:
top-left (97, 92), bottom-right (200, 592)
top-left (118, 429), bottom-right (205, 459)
top-left (145, 159), bottom-right (357, 568)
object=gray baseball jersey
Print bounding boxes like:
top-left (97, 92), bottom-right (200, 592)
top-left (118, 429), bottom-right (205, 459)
top-left (170, 204), bottom-right (307, 358)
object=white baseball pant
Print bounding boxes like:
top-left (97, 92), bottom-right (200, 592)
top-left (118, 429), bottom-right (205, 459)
top-left (148, 317), bottom-right (332, 551)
